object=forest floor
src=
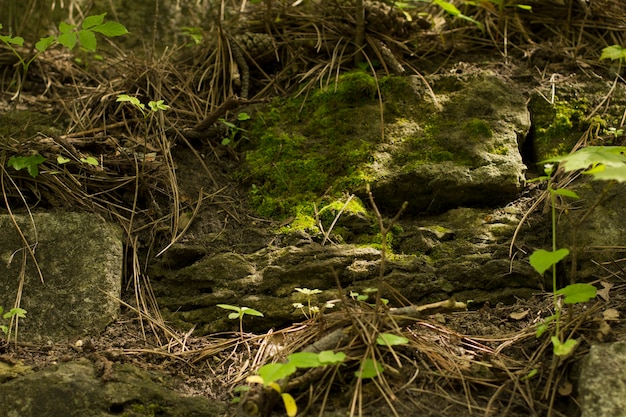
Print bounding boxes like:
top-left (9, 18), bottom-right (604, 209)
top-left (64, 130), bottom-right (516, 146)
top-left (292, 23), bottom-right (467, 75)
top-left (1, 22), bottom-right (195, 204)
top-left (2, 5), bottom-right (626, 415)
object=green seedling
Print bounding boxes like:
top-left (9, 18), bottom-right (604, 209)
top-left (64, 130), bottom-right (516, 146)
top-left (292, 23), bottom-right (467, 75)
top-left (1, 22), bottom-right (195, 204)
top-left (181, 26), bottom-right (203, 46)
top-left (219, 112), bottom-right (250, 146)
top-left (529, 146), bottom-right (626, 356)
top-left (7, 154), bottom-right (46, 178)
top-left (432, 0), bottom-right (484, 31)
top-left (0, 14), bottom-right (127, 100)
top-left (246, 350), bottom-right (346, 417)
top-left (116, 95), bottom-right (170, 119)
top-left (0, 306), bottom-right (27, 335)
top-left (349, 287), bottom-right (389, 305)
top-left (293, 287), bottom-right (334, 319)
top-left (217, 304), bottom-right (263, 338)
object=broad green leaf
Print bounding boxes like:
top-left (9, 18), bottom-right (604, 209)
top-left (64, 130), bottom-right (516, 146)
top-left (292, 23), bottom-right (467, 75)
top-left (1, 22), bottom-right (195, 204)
top-left (7, 154), bottom-right (46, 178)
top-left (238, 112), bottom-right (251, 121)
top-left (4, 307), bottom-right (26, 319)
top-left (78, 29), bottom-right (97, 52)
top-left (258, 362), bottom-right (297, 385)
top-left (529, 248), bottom-right (569, 275)
top-left (240, 307), bottom-right (264, 317)
top-left (82, 13), bottom-right (106, 30)
top-left (0, 325), bottom-right (7, 334)
top-left (433, 0), bottom-right (461, 16)
top-left (600, 45), bottom-right (626, 61)
top-left (552, 188), bottom-right (579, 199)
top-left (227, 312), bottom-right (240, 320)
top-left (586, 165), bottom-right (626, 182)
top-left (0, 34), bottom-right (24, 46)
top-left (555, 283), bottom-right (597, 304)
top-left (287, 352), bottom-right (321, 368)
top-left (376, 333), bottom-right (409, 346)
top-left (217, 304), bottom-right (241, 312)
top-left (281, 393), bottom-right (297, 417)
top-left (57, 156), bottom-right (71, 164)
top-left (35, 36), bottom-right (56, 52)
top-left (57, 32), bottom-right (77, 49)
top-left (91, 21), bottom-right (129, 37)
top-left (543, 146), bottom-right (626, 172)
top-left (58, 21), bottom-right (75, 34)
top-left (318, 350), bottom-right (346, 364)
top-left (552, 337), bottom-right (577, 356)
top-left (80, 156), bottom-right (99, 166)
top-left (355, 358), bottom-right (384, 379)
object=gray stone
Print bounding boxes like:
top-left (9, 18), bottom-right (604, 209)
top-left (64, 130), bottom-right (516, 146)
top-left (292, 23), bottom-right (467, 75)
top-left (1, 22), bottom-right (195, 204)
top-left (0, 212), bottom-right (123, 342)
top-left (0, 358), bottom-right (226, 417)
top-left (578, 342), bottom-right (626, 417)
top-left (367, 72), bottom-right (529, 214)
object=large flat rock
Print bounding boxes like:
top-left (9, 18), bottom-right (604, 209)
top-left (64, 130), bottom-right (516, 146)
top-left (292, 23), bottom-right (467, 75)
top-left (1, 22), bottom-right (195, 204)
top-left (0, 212), bottom-right (122, 342)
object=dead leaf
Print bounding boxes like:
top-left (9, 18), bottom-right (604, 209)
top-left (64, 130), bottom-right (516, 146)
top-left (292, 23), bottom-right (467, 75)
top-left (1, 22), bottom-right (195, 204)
top-left (603, 308), bottom-right (620, 321)
top-left (509, 310), bottom-right (530, 320)
top-left (558, 381), bottom-right (573, 396)
top-left (596, 320), bottom-right (611, 341)
top-left (597, 281), bottom-right (613, 301)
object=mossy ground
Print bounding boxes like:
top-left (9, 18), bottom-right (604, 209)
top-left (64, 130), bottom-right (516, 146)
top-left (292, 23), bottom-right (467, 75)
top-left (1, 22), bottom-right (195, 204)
top-left (242, 71), bottom-right (390, 219)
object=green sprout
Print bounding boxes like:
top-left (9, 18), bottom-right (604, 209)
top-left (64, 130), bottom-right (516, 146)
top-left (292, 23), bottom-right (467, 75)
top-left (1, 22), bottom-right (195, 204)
top-left (217, 304), bottom-right (264, 338)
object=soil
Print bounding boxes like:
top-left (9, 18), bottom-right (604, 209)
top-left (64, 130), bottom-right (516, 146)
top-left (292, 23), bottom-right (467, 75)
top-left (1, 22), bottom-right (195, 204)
top-left (2, 5), bottom-right (626, 416)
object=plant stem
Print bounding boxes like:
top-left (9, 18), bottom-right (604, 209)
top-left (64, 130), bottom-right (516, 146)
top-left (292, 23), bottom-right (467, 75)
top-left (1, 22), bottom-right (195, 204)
top-left (549, 182), bottom-right (561, 341)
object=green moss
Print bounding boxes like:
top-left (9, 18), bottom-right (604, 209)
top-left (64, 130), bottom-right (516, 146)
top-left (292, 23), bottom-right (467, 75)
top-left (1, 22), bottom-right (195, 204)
top-left (462, 118), bottom-right (493, 142)
top-left (243, 71), bottom-right (385, 218)
top-left (122, 403), bottom-right (162, 417)
top-left (529, 96), bottom-right (591, 160)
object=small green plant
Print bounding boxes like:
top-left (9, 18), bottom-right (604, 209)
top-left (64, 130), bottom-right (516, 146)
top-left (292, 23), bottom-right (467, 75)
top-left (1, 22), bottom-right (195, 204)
top-left (600, 44), bottom-right (626, 65)
top-left (293, 287), bottom-right (335, 319)
top-left (349, 287), bottom-right (389, 305)
top-left (0, 14), bottom-right (128, 99)
top-left (116, 95), bottom-right (170, 119)
top-left (217, 304), bottom-right (264, 338)
top-left (530, 146), bottom-right (626, 356)
top-left (7, 154), bottom-right (46, 178)
top-left (0, 306), bottom-right (27, 335)
top-left (245, 350), bottom-right (346, 417)
top-left (219, 112), bottom-right (250, 146)
top-left (180, 26), bottom-right (203, 46)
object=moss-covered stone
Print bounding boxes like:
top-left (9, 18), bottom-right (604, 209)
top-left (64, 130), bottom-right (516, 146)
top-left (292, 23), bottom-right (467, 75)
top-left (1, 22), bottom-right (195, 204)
top-left (528, 96), bottom-right (591, 161)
